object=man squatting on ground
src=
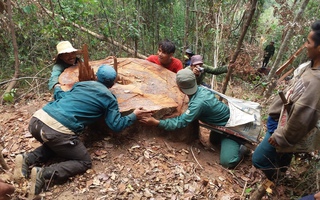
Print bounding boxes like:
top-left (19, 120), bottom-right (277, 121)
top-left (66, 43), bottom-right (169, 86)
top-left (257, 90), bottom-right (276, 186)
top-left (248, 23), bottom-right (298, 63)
top-left (14, 65), bottom-right (151, 196)
top-left (140, 68), bottom-right (249, 168)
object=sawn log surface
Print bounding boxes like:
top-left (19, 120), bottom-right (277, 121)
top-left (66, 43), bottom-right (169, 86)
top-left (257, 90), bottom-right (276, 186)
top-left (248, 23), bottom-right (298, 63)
top-left (59, 57), bottom-right (198, 142)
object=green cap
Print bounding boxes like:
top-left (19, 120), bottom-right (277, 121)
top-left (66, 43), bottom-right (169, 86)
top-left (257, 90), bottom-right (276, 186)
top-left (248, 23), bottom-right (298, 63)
top-left (176, 69), bottom-right (197, 95)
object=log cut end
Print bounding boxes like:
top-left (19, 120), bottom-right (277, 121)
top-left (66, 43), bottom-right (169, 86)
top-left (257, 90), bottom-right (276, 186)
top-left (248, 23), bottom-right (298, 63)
top-left (59, 57), bottom-right (198, 142)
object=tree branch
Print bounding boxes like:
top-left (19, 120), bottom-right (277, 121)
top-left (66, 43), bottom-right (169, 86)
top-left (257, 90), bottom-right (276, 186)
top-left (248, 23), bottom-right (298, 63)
top-left (0, 77), bottom-right (47, 86)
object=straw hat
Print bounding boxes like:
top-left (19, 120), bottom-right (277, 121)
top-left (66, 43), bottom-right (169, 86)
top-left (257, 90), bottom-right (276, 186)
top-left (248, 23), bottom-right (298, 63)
top-left (56, 41), bottom-right (78, 55)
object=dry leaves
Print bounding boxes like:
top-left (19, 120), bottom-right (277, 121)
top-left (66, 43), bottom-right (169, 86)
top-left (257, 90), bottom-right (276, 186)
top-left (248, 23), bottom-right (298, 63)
top-left (0, 97), bottom-right (261, 199)
top-left (1, 95), bottom-right (312, 200)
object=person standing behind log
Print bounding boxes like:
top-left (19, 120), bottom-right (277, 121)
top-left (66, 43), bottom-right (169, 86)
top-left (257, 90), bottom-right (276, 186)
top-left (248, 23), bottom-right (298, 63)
top-left (146, 39), bottom-right (183, 73)
top-left (184, 48), bottom-right (194, 68)
top-left (252, 20), bottom-right (320, 182)
top-left (13, 65), bottom-right (151, 197)
top-left (48, 41), bottom-right (81, 90)
top-left (186, 55), bottom-right (228, 87)
top-left (261, 41), bottom-right (275, 68)
top-left (140, 68), bottom-right (249, 169)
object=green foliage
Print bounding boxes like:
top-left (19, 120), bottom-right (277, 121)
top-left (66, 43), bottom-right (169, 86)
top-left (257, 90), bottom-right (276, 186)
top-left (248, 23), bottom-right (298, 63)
top-left (245, 187), bottom-right (252, 194)
top-left (3, 88), bottom-right (17, 103)
top-left (261, 113), bottom-right (269, 121)
top-left (22, 4), bottom-right (37, 14)
top-left (0, 0), bottom-right (319, 198)
top-left (0, 0), bottom-right (318, 94)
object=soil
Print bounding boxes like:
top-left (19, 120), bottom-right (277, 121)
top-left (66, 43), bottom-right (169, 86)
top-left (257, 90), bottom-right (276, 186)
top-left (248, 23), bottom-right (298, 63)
top-left (0, 91), bottom-right (263, 200)
top-left (0, 80), bottom-right (315, 200)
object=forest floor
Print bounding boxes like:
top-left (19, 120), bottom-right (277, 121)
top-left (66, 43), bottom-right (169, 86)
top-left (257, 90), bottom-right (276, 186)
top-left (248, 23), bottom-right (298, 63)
top-left (0, 74), bottom-right (318, 200)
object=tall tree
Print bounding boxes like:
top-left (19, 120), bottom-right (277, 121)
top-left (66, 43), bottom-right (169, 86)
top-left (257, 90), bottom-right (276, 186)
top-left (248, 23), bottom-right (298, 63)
top-left (263, 0), bottom-right (310, 99)
top-left (248, 0), bottom-right (265, 44)
top-left (220, 0), bottom-right (258, 96)
top-left (183, 0), bottom-right (191, 61)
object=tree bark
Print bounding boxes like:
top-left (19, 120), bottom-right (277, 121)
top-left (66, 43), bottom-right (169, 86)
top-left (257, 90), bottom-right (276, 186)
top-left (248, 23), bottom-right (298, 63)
top-left (194, 0), bottom-right (199, 54)
top-left (0, 0), bottom-right (5, 14)
top-left (249, 1), bottom-right (263, 44)
top-left (220, 0), bottom-right (258, 97)
top-left (263, 0), bottom-right (310, 99)
top-left (210, 6), bottom-right (223, 89)
top-left (183, 0), bottom-right (190, 61)
top-left (1, 0), bottom-right (20, 105)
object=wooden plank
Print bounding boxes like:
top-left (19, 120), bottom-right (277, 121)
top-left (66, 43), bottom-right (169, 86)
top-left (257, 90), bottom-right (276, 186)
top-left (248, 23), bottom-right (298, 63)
top-left (199, 121), bottom-right (257, 150)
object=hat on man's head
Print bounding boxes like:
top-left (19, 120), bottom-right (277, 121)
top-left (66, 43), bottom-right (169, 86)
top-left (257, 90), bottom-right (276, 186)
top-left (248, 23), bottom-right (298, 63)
top-left (176, 69), bottom-right (197, 95)
top-left (56, 41), bottom-right (78, 55)
top-left (190, 55), bottom-right (203, 65)
top-left (185, 48), bottom-right (194, 55)
top-left (96, 64), bottom-right (117, 88)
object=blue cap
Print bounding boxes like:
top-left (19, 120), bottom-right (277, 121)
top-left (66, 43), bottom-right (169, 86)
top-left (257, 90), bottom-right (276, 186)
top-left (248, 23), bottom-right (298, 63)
top-left (96, 64), bottom-right (117, 88)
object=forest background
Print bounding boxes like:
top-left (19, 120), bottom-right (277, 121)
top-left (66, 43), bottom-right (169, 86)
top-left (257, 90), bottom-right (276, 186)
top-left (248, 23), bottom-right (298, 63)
top-left (0, 0), bottom-right (318, 100)
top-left (0, 0), bottom-right (319, 198)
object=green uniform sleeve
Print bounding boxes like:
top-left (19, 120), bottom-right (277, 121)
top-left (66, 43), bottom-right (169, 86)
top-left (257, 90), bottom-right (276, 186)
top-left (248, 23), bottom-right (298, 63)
top-left (203, 64), bottom-right (228, 75)
top-left (105, 97), bottom-right (137, 132)
top-left (53, 85), bottom-right (67, 100)
top-left (48, 64), bottom-right (65, 90)
top-left (158, 100), bottom-right (203, 131)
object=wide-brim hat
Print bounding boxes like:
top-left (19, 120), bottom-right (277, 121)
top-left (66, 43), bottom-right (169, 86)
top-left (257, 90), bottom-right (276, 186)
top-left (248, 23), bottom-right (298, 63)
top-left (176, 69), bottom-right (197, 95)
top-left (56, 41), bottom-right (78, 55)
top-left (190, 55), bottom-right (203, 65)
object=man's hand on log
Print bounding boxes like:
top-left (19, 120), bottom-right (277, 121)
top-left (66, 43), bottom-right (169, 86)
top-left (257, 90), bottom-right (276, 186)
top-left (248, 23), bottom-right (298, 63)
top-left (139, 116), bottom-right (159, 126)
top-left (133, 108), bottom-right (152, 120)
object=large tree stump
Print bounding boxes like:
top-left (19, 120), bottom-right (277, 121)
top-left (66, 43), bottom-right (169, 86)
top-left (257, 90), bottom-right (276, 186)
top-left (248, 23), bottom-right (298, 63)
top-left (59, 57), bottom-right (198, 142)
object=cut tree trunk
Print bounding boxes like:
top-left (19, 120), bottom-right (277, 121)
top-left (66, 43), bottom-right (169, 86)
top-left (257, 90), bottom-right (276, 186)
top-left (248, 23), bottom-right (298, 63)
top-left (59, 57), bottom-right (198, 142)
